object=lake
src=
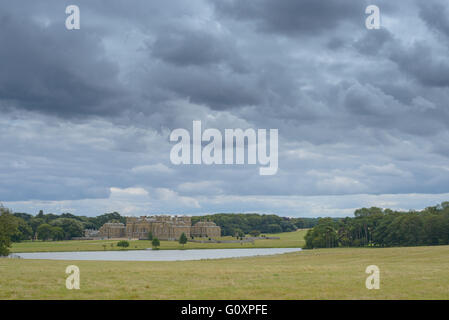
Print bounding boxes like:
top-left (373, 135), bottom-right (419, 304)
top-left (15, 248), bottom-right (302, 261)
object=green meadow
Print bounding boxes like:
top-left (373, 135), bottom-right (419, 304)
top-left (10, 229), bottom-right (308, 253)
top-left (1, 230), bottom-right (448, 299)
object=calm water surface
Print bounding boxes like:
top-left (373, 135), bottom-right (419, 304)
top-left (16, 248), bottom-right (302, 261)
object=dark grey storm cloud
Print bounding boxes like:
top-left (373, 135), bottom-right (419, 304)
top-left (390, 42), bottom-right (449, 88)
top-left (419, 1), bottom-right (449, 39)
top-left (2, 0), bottom-right (449, 216)
top-left (212, 0), bottom-right (366, 36)
top-left (0, 6), bottom-right (124, 118)
top-left (151, 29), bottom-right (238, 68)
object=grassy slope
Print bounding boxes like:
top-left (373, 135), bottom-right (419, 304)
top-left (1, 229), bottom-right (448, 299)
top-left (10, 229), bottom-right (308, 253)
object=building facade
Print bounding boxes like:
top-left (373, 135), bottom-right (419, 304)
top-left (97, 216), bottom-right (221, 240)
top-left (190, 221), bottom-right (221, 238)
top-left (126, 216), bottom-right (192, 240)
top-left (84, 229), bottom-right (100, 238)
top-left (98, 222), bottom-right (126, 238)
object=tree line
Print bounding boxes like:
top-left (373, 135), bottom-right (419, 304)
top-left (7, 209), bottom-right (126, 242)
top-left (191, 213), bottom-right (318, 236)
top-left (305, 202), bottom-right (449, 248)
top-left (5, 209), bottom-right (318, 243)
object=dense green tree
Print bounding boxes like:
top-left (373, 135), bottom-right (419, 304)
top-left (13, 212), bottom-right (33, 222)
top-left (179, 232), bottom-right (187, 246)
top-left (50, 218), bottom-right (84, 239)
top-left (11, 217), bottom-right (33, 242)
top-left (43, 213), bottom-right (59, 223)
top-left (5, 211), bottom-right (128, 243)
top-left (51, 226), bottom-right (65, 241)
top-left (266, 224), bottom-right (282, 234)
top-left (234, 228), bottom-right (245, 238)
top-left (191, 213), bottom-right (316, 236)
top-left (306, 203), bottom-right (449, 248)
top-left (37, 224), bottom-right (53, 241)
top-left (37, 210), bottom-right (44, 219)
top-left (29, 217), bottom-right (44, 240)
top-left (117, 240), bottom-right (130, 248)
top-left (305, 218), bottom-right (338, 249)
top-left (91, 212), bottom-right (126, 229)
top-left (152, 237), bottom-right (160, 249)
top-left (0, 206), bottom-right (19, 256)
top-left (280, 220), bottom-right (296, 232)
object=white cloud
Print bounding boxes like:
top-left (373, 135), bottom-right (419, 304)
top-left (155, 187), bottom-right (201, 208)
top-left (110, 187), bottom-right (149, 196)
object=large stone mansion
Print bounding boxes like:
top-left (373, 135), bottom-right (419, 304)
top-left (97, 215), bottom-right (221, 240)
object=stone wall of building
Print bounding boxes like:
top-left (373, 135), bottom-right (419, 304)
top-left (97, 216), bottom-right (221, 240)
top-left (191, 221), bottom-right (221, 238)
top-left (84, 229), bottom-right (100, 238)
top-left (126, 216), bottom-right (193, 240)
top-left (124, 216), bottom-right (220, 240)
top-left (98, 222), bottom-right (126, 239)
top-left (125, 217), bottom-right (150, 239)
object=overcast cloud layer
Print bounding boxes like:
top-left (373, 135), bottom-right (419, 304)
top-left (2, 0), bottom-right (449, 217)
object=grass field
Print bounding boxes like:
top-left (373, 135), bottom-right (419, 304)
top-left (1, 245), bottom-right (448, 299)
top-left (10, 229), bottom-right (307, 253)
top-left (2, 230), bottom-right (449, 299)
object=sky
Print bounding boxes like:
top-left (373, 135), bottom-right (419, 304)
top-left (2, 0), bottom-right (449, 217)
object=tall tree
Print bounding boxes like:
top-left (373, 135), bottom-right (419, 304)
top-left (179, 232), bottom-right (187, 247)
top-left (152, 237), bottom-right (160, 250)
top-left (0, 206), bottom-right (19, 256)
top-left (37, 224), bottom-right (53, 241)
